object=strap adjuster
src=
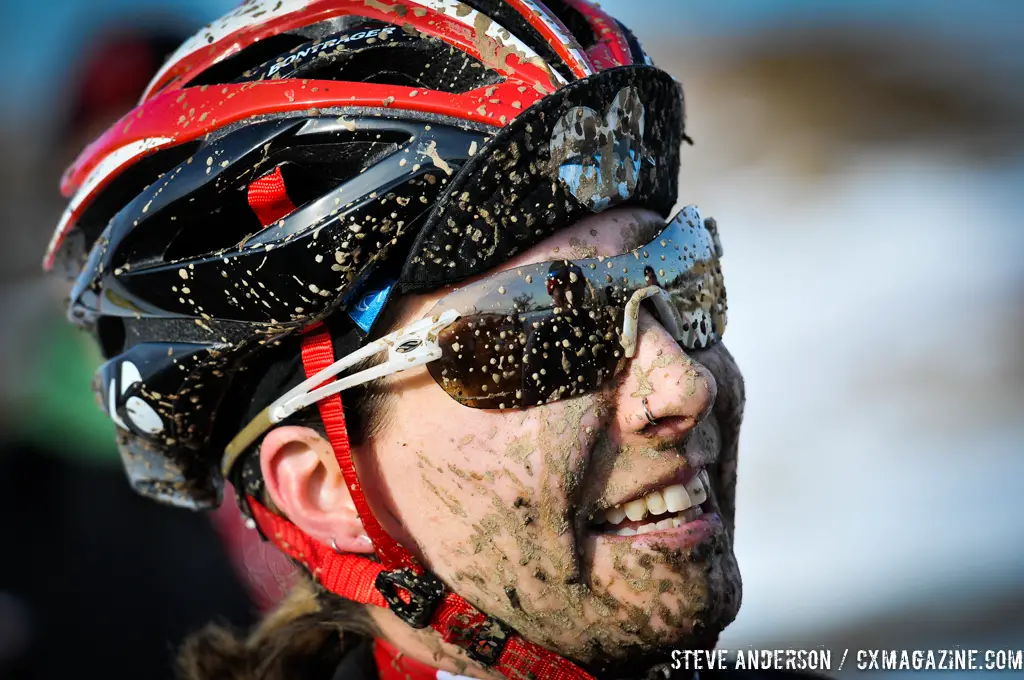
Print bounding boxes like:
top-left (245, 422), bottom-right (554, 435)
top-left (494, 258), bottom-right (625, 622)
top-left (375, 567), bottom-right (445, 628)
top-left (449, 614), bottom-right (514, 666)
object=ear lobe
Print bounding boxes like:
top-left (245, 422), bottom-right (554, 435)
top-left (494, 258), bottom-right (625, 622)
top-left (260, 425), bottom-right (374, 554)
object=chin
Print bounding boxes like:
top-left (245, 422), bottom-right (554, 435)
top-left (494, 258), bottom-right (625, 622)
top-left (682, 537), bottom-right (742, 648)
top-left (646, 539), bottom-right (743, 652)
top-left (572, 547), bottom-right (742, 677)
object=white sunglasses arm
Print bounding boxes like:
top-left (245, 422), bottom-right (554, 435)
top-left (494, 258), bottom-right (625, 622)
top-left (221, 309), bottom-right (458, 475)
top-left (272, 309), bottom-right (460, 422)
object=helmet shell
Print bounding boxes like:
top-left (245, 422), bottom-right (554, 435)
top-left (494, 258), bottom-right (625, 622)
top-left (47, 0), bottom-right (685, 509)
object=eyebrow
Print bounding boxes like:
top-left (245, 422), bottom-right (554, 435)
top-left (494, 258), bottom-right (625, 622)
top-left (494, 210), bottom-right (667, 276)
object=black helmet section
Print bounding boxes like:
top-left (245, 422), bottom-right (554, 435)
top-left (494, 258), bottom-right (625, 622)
top-left (97, 340), bottom-right (233, 508)
top-left (71, 115), bottom-right (489, 330)
top-left (398, 66), bottom-right (685, 294)
top-left (73, 114), bottom-right (489, 509)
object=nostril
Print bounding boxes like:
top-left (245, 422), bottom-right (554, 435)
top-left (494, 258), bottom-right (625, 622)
top-left (638, 412), bottom-right (702, 441)
top-left (622, 309), bottom-right (717, 431)
top-left (635, 365), bottom-right (717, 433)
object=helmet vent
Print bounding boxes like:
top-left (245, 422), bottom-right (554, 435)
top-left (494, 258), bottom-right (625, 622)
top-left (459, 0), bottom-right (576, 82)
top-left (151, 136), bottom-right (407, 265)
top-left (538, 0), bottom-right (598, 50)
top-left (293, 37), bottom-right (503, 94)
top-left (68, 140), bottom-right (203, 272)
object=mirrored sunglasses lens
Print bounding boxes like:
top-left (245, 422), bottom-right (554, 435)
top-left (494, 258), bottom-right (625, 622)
top-left (428, 303), bottom-right (623, 408)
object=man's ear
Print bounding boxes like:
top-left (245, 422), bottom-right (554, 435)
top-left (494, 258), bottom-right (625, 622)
top-left (260, 425), bottom-right (374, 554)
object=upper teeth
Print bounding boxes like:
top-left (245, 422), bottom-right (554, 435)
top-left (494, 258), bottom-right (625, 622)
top-left (597, 470), bottom-right (709, 526)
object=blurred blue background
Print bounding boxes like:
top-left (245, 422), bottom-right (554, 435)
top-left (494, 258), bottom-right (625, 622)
top-left (1, 1), bottom-right (1021, 678)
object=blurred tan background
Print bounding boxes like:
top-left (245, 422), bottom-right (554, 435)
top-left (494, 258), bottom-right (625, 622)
top-left (1, 1), bottom-right (1021, 678)
top-left (635, 5), bottom-right (1024, 674)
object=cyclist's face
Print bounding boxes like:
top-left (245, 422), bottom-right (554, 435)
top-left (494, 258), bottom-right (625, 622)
top-left (369, 207), bottom-right (744, 670)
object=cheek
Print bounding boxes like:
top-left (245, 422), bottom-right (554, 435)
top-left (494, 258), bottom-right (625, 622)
top-left (375, 383), bottom-right (606, 591)
top-left (374, 380), bottom-right (542, 558)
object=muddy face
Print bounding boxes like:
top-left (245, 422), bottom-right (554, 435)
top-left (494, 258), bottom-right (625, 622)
top-left (366, 207), bottom-right (743, 672)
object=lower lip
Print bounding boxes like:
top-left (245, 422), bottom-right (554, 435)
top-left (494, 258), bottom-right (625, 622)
top-left (595, 510), bottom-right (723, 550)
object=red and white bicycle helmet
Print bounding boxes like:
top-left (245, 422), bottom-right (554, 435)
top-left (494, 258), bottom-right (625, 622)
top-left (48, 1), bottom-right (689, 677)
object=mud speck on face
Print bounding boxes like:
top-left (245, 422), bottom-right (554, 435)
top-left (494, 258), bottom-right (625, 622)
top-left (505, 585), bottom-right (522, 610)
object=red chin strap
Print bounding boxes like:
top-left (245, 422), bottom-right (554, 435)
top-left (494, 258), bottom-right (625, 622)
top-left (374, 637), bottom-right (454, 680)
top-left (241, 170), bottom-right (594, 680)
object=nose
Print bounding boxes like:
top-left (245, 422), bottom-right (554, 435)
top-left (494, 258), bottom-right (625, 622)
top-left (613, 307), bottom-right (717, 437)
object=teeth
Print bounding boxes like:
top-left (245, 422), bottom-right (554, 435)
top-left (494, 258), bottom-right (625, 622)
top-left (620, 513), bottom-right (696, 537)
top-left (605, 505), bottom-right (626, 525)
top-left (597, 470), bottom-right (711, 533)
top-left (611, 505), bottom-right (706, 537)
top-left (663, 484), bottom-right (692, 513)
top-left (623, 498), bottom-right (647, 521)
top-left (645, 489), bottom-right (667, 515)
top-left (685, 474), bottom-right (707, 506)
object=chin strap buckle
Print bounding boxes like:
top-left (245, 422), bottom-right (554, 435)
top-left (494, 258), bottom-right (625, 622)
top-left (448, 612), bottom-right (514, 666)
top-left (375, 565), bottom-right (513, 665)
top-left (375, 567), bottom-right (445, 629)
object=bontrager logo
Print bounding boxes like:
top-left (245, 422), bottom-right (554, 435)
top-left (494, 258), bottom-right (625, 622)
top-left (268, 27), bottom-right (398, 76)
top-left (107, 360), bottom-right (165, 436)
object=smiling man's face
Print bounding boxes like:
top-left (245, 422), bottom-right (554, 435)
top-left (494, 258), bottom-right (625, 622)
top-left (364, 207), bottom-right (745, 670)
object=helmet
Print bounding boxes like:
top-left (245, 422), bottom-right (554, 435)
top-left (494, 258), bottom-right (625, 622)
top-left (48, 1), bottom-right (687, 676)
top-left (48, 0), bottom-right (685, 510)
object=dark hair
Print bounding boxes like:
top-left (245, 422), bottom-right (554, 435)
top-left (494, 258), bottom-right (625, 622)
top-left (176, 577), bottom-right (376, 680)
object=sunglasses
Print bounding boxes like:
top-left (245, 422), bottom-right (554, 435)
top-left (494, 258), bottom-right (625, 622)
top-left (223, 205), bottom-right (726, 473)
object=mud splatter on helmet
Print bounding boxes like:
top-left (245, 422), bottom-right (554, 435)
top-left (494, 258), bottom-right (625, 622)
top-left (47, 0), bottom-right (685, 511)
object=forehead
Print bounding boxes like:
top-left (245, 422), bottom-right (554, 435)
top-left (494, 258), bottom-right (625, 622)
top-left (498, 207), bottom-right (665, 271)
top-left (397, 207), bottom-right (665, 321)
